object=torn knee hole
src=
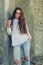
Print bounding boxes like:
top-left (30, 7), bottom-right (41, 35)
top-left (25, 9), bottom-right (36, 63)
top-left (24, 56), bottom-right (29, 61)
top-left (14, 59), bottom-right (20, 64)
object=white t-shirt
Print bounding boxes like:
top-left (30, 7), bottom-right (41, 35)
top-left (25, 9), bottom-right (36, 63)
top-left (7, 19), bottom-right (32, 46)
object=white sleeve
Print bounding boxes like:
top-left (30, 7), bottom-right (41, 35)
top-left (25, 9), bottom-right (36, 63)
top-left (6, 26), bottom-right (12, 35)
top-left (26, 24), bottom-right (32, 39)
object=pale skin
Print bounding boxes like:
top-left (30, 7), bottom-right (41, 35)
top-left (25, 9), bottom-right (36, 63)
top-left (7, 9), bottom-right (32, 64)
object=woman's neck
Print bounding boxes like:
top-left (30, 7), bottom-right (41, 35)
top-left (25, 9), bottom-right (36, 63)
top-left (13, 18), bottom-right (19, 22)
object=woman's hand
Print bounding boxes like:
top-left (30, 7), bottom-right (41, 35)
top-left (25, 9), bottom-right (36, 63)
top-left (28, 36), bottom-right (32, 40)
top-left (7, 19), bottom-right (12, 27)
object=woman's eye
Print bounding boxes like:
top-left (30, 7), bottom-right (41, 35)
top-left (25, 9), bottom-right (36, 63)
top-left (16, 12), bottom-right (21, 15)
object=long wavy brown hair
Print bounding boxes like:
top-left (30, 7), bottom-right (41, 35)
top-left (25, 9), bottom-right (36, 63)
top-left (10, 7), bottom-right (27, 34)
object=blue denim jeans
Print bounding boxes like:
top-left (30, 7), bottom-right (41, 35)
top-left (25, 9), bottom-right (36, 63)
top-left (13, 40), bottom-right (30, 65)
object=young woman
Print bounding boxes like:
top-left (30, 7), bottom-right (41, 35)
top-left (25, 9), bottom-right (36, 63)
top-left (7, 7), bottom-right (32, 65)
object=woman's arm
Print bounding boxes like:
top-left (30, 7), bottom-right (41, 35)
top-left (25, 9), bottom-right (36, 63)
top-left (26, 24), bottom-right (32, 40)
top-left (7, 19), bottom-right (12, 27)
top-left (6, 19), bottom-right (12, 35)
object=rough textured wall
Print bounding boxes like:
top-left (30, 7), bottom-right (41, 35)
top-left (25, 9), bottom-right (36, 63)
top-left (0, 0), bottom-right (43, 65)
top-left (0, 0), bottom-right (5, 65)
top-left (34, 0), bottom-right (43, 56)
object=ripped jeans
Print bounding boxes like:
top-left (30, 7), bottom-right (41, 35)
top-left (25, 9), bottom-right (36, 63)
top-left (13, 40), bottom-right (30, 65)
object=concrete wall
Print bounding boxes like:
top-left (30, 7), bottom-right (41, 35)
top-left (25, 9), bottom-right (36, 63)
top-left (0, 0), bottom-right (43, 65)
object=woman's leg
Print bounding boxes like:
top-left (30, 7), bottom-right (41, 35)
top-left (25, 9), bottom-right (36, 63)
top-left (13, 45), bottom-right (21, 65)
top-left (23, 40), bottom-right (30, 65)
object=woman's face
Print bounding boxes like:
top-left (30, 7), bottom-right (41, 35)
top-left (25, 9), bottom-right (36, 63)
top-left (15, 9), bottom-right (21, 19)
